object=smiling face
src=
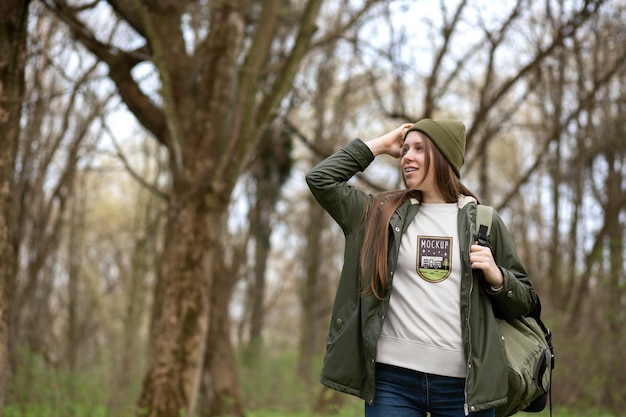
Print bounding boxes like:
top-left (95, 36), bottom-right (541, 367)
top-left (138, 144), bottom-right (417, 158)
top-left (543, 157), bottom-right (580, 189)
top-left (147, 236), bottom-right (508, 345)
top-left (401, 131), bottom-right (445, 203)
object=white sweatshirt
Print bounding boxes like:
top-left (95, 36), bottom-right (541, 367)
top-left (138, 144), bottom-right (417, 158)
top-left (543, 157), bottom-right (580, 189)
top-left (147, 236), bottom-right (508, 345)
top-left (376, 202), bottom-right (467, 378)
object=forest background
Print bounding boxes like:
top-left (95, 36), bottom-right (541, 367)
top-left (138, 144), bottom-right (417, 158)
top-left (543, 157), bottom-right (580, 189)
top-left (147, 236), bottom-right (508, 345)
top-left (0, 0), bottom-right (625, 417)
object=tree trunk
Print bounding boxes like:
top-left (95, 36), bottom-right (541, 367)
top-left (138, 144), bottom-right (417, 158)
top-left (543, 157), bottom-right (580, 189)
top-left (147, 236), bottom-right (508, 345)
top-left (245, 125), bottom-right (293, 354)
top-left (298, 196), bottom-right (327, 383)
top-left (546, 51), bottom-right (566, 305)
top-left (603, 136), bottom-right (625, 330)
top-left (138, 198), bottom-right (211, 417)
top-left (0, 0), bottom-right (31, 412)
top-left (247, 196), bottom-right (270, 351)
top-left (199, 229), bottom-right (244, 417)
top-left (66, 180), bottom-right (85, 373)
top-left (113, 161), bottom-right (163, 413)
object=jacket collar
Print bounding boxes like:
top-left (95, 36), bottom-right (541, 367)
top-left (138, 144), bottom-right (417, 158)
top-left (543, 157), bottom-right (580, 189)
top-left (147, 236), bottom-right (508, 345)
top-left (394, 195), bottom-right (476, 235)
top-left (458, 195), bottom-right (477, 209)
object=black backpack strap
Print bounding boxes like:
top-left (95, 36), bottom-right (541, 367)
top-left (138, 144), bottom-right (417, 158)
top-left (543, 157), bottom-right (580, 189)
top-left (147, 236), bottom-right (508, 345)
top-left (475, 205), bottom-right (493, 247)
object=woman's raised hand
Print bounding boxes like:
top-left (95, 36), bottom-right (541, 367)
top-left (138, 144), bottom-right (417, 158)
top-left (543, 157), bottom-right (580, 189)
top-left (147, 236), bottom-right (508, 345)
top-left (366, 123), bottom-right (414, 158)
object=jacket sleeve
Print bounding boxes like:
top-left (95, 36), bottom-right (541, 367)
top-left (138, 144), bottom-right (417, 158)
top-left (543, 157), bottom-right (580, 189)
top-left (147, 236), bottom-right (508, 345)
top-left (486, 210), bottom-right (539, 320)
top-left (305, 139), bottom-right (374, 234)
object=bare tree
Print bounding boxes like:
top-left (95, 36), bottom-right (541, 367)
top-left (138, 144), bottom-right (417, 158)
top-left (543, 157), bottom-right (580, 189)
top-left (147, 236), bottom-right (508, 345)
top-left (0, 0), bottom-right (32, 412)
top-left (12, 9), bottom-right (112, 364)
top-left (108, 138), bottom-right (168, 414)
top-left (242, 123), bottom-right (293, 356)
top-left (41, 1), bottom-right (388, 415)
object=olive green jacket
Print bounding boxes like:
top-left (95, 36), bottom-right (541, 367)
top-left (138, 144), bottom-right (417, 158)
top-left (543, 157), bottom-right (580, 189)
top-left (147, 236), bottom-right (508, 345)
top-left (305, 139), bottom-right (538, 413)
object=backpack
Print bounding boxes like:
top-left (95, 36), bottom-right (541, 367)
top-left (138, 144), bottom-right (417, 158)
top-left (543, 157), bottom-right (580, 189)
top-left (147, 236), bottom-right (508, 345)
top-left (476, 205), bottom-right (555, 417)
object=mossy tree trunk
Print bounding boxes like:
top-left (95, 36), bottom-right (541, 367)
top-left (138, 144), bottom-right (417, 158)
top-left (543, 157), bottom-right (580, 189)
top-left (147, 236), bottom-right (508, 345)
top-left (0, 0), bottom-right (31, 413)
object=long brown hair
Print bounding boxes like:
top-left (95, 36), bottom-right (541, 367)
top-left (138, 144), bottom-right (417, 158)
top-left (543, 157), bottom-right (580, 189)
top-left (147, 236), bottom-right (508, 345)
top-left (359, 135), bottom-right (479, 300)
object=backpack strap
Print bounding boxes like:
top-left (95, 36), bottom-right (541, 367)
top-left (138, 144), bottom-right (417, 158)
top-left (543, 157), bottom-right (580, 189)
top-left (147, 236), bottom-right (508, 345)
top-left (475, 204), bottom-right (494, 246)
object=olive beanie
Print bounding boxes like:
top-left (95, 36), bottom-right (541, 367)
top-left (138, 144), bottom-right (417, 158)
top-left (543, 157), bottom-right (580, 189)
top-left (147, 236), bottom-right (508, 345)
top-left (405, 118), bottom-right (466, 178)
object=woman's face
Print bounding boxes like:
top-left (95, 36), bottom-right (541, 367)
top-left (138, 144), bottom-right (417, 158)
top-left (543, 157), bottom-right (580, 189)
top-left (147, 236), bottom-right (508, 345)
top-left (401, 131), bottom-right (444, 202)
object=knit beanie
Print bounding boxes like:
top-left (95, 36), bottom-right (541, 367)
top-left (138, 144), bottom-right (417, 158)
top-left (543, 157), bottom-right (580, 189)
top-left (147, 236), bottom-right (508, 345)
top-left (405, 118), bottom-right (466, 178)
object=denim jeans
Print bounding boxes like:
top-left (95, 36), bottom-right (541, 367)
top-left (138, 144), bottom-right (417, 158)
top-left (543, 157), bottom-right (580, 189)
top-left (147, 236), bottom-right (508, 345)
top-left (365, 363), bottom-right (495, 417)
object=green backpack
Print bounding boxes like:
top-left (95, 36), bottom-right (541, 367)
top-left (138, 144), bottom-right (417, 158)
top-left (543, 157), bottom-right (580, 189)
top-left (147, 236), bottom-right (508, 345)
top-left (476, 205), bottom-right (555, 417)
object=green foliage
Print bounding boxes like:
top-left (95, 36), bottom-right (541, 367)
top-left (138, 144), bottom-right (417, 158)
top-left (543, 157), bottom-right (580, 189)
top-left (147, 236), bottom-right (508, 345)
top-left (5, 344), bottom-right (620, 417)
top-left (236, 346), bottom-right (363, 416)
top-left (4, 404), bottom-right (110, 417)
top-left (5, 346), bottom-right (140, 417)
top-left (238, 348), bottom-right (311, 412)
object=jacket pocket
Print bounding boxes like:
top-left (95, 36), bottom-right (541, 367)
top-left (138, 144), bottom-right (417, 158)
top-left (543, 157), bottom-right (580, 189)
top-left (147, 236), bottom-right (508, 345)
top-left (322, 302), bottom-right (365, 394)
top-left (327, 302), bottom-right (358, 345)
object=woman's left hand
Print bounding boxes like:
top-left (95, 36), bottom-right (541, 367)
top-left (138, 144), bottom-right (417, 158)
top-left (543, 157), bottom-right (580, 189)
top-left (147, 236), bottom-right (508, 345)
top-left (470, 243), bottom-right (504, 289)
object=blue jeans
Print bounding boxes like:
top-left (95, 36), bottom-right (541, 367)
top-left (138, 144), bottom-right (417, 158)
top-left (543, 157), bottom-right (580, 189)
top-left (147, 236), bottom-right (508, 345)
top-left (365, 363), bottom-right (495, 417)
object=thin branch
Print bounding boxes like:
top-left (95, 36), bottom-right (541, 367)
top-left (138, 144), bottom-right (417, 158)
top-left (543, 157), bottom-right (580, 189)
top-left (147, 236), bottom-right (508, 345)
top-left (467, 0), bottom-right (605, 145)
top-left (494, 48), bottom-right (626, 211)
top-left (42, 0), bottom-right (168, 146)
top-left (424, 0), bottom-right (468, 116)
top-left (310, 0), bottom-right (384, 50)
top-left (286, 118), bottom-right (388, 193)
top-left (101, 119), bottom-right (169, 202)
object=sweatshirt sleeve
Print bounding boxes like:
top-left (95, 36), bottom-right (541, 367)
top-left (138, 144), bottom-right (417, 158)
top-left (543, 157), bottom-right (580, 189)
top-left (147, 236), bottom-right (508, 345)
top-left (305, 139), bottom-right (374, 234)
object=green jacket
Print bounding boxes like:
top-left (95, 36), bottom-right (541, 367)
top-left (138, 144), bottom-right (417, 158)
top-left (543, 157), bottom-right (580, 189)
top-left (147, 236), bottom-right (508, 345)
top-left (306, 139), bottom-right (538, 413)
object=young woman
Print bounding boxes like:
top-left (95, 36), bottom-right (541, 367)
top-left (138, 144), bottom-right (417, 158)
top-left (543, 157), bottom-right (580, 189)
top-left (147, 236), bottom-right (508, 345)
top-left (306, 119), bottom-right (538, 417)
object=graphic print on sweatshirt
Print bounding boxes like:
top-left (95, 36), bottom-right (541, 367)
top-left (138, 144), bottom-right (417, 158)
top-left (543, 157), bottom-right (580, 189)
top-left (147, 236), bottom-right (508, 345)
top-left (417, 236), bottom-right (452, 282)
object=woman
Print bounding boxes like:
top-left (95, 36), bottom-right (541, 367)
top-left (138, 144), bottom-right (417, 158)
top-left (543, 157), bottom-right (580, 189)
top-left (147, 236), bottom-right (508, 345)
top-left (306, 119), bottom-right (538, 417)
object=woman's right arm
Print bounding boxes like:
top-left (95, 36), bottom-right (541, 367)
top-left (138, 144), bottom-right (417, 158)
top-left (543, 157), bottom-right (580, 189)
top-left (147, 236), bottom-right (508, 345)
top-left (305, 139), bottom-right (374, 234)
top-left (306, 124), bottom-right (412, 233)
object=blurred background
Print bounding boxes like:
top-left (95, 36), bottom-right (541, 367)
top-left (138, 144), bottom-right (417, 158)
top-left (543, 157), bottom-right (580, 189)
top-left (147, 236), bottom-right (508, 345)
top-left (0, 0), bottom-right (625, 416)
